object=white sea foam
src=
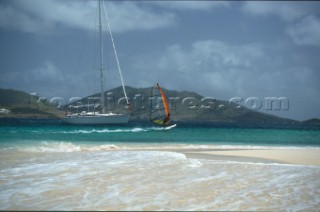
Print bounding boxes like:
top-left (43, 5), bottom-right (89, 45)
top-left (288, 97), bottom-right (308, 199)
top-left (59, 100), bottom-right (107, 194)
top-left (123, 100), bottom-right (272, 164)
top-left (5, 140), bottom-right (319, 155)
top-left (59, 127), bottom-right (171, 134)
top-left (18, 142), bottom-right (120, 153)
top-left (1, 150), bottom-right (319, 211)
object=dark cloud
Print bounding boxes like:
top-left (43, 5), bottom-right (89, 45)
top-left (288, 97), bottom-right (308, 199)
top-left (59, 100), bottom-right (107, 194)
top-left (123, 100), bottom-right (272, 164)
top-left (0, 0), bottom-right (176, 34)
top-left (0, 1), bottom-right (319, 121)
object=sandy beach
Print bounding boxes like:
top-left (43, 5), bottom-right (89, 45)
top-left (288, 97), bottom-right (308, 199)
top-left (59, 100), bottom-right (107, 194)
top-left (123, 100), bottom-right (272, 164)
top-left (1, 123), bottom-right (320, 210)
top-left (183, 148), bottom-right (320, 166)
top-left (1, 144), bottom-right (320, 210)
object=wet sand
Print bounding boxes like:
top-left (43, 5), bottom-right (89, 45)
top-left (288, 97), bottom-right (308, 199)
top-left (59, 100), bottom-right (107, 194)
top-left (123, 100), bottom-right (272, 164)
top-left (182, 149), bottom-right (320, 166)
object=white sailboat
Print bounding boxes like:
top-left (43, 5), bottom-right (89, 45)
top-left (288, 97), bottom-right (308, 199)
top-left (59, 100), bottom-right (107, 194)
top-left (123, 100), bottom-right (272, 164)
top-left (62, 0), bottom-right (130, 125)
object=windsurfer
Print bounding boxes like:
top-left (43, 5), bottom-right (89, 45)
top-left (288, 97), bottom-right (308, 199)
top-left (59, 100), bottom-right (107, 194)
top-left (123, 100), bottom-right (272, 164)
top-left (150, 83), bottom-right (172, 127)
top-left (162, 113), bottom-right (170, 127)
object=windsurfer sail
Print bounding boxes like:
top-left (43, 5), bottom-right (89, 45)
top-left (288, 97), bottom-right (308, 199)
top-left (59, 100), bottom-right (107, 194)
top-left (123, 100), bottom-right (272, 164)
top-left (150, 83), bottom-right (171, 127)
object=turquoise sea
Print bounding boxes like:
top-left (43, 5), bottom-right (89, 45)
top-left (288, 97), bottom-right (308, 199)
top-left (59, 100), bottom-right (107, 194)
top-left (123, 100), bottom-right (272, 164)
top-left (1, 121), bottom-right (320, 210)
top-left (1, 121), bottom-right (320, 146)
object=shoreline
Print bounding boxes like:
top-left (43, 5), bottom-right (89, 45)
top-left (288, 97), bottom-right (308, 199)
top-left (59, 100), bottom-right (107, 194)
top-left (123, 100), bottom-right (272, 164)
top-left (108, 145), bottom-right (320, 166)
top-left (1, 140), bottom-right (320, 166)
top-left (180, 149), bottom-right (320, 166)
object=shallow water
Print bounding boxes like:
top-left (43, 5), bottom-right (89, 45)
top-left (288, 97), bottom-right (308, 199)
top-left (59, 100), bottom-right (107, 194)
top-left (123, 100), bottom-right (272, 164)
top-left (1, 146), bottom-right (320, 210)
top-left (1, 124), bottom-right (320, 146)
top-left (1, 125), bottom-right (320, 210)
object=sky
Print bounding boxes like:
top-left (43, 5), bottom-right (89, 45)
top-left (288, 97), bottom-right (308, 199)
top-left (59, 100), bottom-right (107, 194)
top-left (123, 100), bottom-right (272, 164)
top-left (0, 0), bottom-right (320, 121)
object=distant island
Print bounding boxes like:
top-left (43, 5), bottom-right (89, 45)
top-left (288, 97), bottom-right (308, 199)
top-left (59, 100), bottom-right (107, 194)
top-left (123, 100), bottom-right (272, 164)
top-left (1, 87), bottom-right (319, 128)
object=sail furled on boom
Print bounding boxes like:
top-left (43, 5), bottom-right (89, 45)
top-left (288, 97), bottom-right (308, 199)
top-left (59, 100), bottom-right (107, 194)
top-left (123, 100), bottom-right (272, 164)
top-left (150, 83), bottom-right (170, 126)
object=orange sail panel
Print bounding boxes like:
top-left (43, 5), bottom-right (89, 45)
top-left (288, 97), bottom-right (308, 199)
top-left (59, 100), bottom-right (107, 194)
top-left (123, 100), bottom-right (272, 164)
top-left (156, 83), bottom-right (170, 124)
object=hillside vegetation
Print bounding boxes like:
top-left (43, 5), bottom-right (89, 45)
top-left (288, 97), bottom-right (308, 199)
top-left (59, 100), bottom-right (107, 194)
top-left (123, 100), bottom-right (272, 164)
top-left (0, 88), bottom-right (64, 118)
top-left (0, 87), bottom-right (301, 125)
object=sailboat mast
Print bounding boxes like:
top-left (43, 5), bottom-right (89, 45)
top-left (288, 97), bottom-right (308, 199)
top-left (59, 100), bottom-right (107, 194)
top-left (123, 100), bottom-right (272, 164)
top-left (98, 0), bottom-right (105, 113)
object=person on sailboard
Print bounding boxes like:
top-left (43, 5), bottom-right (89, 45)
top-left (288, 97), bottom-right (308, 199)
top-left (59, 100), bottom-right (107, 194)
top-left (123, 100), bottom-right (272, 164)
top-left (162, 113), bottom-right (170, 127)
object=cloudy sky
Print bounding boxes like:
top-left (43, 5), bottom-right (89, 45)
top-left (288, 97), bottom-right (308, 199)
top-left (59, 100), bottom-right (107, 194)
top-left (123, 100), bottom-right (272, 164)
top-left (0, 0), bottom-right (319, 121)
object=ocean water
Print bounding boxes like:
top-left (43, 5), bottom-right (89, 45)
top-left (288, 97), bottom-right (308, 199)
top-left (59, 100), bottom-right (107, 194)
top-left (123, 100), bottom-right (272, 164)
top-left (1, 123), bottom-right (320, 210)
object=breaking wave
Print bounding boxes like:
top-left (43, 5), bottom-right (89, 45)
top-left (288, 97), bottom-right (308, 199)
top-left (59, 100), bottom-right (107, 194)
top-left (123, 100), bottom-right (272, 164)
top-left (19, 142), bottom-right (120, 153)
top-left (60, 126), bottom-right (172, 134)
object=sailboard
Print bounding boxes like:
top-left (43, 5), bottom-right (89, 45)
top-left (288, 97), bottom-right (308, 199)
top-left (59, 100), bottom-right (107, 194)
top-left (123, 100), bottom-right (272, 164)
top-left (150, 83), bottom-right (176, 128)
top-left (164, 123), bottom-right (177, 129)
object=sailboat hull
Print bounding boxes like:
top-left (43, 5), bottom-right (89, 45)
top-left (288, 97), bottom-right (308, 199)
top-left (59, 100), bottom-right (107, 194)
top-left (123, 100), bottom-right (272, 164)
top-left (62, 114), bottom-right (130, 125)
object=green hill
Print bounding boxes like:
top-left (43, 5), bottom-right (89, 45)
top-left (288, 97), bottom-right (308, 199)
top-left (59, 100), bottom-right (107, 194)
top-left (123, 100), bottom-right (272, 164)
top-left (0, 86), bottom-right (304, 125)
top-left (0, 88), bottom-right (33, 107)
top-left (0, 88), bottom-right (63, 118)
top-left (76, 86), bottom-right (295, 125)
top-left (302, 118), bottom-right (320, 125)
